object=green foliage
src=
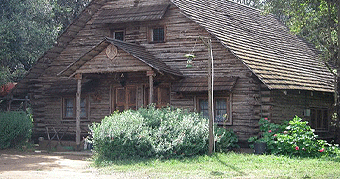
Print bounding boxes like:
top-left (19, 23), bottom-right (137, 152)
top-left (0, 111), bottom-right (33, 149)
top-left (264, 0), bottom-right (338, 65)
top-left (214, 125), bottom-right (239, 152)
top-left (248, 118), bottom-right (287, 150)
top-left (249, 116), bottom-right (340, 158)
top-left (273, 116), bottom-right (339, 157)
top-left (0, 67), bottom-right (11, 86)
top-left (50, 0), bottom-right (91, 34)
top-left (0, 0), bottom-right (59, 71)
top-left (0, 0), bottom-right (90, 82)
top-left (89, 106), bottom-right (239, 160)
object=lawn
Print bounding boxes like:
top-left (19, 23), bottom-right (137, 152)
top-left (92, 152), bottom-right (340, 179)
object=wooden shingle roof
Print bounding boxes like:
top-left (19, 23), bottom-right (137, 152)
top-left (172, 76), bottom-right (238, 92)
top-left (58, 37), bottom-right (182, 77)
top-left (93, 4), bottom-right (170, 24)
top-left (171, 0), bottom-right (334, 92)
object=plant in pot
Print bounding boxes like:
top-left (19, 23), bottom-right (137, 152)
top-left (184, 54), bottom-right (195, 68)
top-left (248, 136), bottom-right (267, 154)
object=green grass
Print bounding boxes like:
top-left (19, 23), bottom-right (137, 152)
top-left (92, 152), bottom-right (340, 179)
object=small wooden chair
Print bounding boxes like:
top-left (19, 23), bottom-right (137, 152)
top-left (45, 124), bottom-right (69, 148)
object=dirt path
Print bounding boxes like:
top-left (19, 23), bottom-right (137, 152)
top-left (0, 149), bottom-right (117, 179)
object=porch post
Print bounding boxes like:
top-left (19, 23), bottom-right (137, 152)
top-left (147, 70), bottom-right (155, 105)
top-left (75, 73), bottom-right (82, 150)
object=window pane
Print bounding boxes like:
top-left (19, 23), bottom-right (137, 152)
top-left (199, 99), bottom-right (208, 119)
top-left (80, 98), bottom-right (86, 118)
top-left (215, 99), bottom-right (227, 123)
top-left (153, 28), bottom-right (164, 42)
top-left (65, 99), bottom-right (74, 118)
top-left (114, 31), bottom-right (124, 41)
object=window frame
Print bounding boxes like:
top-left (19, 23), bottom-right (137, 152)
top-left (148, 25), bottom-right (166, 43)
top-left (310, 107), bottom-right (329, 132)
top-left (196, 94), bottom-right (232, 125)
top-left (62, 96), bottom-right (88, 120)
top-left (112, 29), bottom-right (125, 41)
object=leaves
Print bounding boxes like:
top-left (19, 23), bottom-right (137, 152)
top-left (252, 116), bottom-right (340, 157)
top-left (0, 0), bottom-right (90, 83)
top-left (89, 106), bottom-right (239, 160)
top-left (264, 0), bottom-right (338, 66)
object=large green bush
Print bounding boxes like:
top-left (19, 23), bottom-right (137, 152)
top-left (89, 106), bottom-right (239, 160)
top-left (249, 116), bottom-right (340, 158)
top-left (0, 111), bottom-right (33, 149)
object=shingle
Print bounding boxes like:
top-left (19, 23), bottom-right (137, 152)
top-left (171, 0), bottom-right (334, 92)
top-left (172, 76), bottom-right (238, 92)
top-left (93, 4), bottom-right (170, 24)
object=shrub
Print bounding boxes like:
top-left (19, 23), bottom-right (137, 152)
top-left (214, 126), bottom-right (239, 152)
top-left (273, 116), bottom-right (339, 157)
top-left (249, 116), bottom-right (340, 158)
top-left (89, 106), bottom-right (239, 160)
top-left (0, 111), bottom-right (33, 149)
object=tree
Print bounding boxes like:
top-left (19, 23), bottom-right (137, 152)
top-left (0, 0), bottom-right (59, 71)
top-left (50, 0), bottom-right (91, 34)
top-left (0, 0), bottom-right (91, 85)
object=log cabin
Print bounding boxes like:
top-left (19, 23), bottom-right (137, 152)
top-left (9, 0), bottom-right (336, 146)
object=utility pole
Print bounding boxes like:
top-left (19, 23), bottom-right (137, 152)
top-left (201, 37), bottom-right (214, 155)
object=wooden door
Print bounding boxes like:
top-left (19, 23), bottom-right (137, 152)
top-left (113, 85), bottom-right (137, 112)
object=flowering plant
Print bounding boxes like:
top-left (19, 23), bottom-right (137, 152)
top-left (272, 116), bottom-right (339, 157)
top-left (248, 117), bottom-right (287, 152)
top-left (249, 116), bottom-right (340, 158)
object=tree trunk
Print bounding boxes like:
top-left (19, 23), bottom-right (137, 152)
top-left (336, 0), bottom-right (340, 143)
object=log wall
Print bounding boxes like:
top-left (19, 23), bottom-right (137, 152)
top-left (27, 0), bottom-right (331, 144)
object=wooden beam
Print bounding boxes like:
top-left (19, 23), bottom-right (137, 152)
top-left (147, 70), bottom-right (155, 105)
top-left (75, 73), bottom-right (82, 150)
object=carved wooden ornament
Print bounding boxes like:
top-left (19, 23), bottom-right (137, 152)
top-left (106, 44), bottom-right (118, 60)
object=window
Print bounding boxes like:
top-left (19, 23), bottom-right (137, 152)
top-left (113, 30), bottom-right (124, 41)
top-left (198, 97), bottom-right (231, 125)
top-left (310, 108), bottom-right (328, 131)
top-left (152, 27), bottom-right (164, 42)
top-left (148, 26), bottom-right (165, 43)
top-left (63, 97), bottom-right (87, 119)
top-left (64, 98), bottom-right (74, 118)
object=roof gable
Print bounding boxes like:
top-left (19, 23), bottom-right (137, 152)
top-left (58, 37), bottom-right (182, 77)
top-left (171, 0), bottom-right (334, 92)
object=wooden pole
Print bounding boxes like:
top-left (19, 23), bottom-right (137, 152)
top-left (207, 39), bottom-right (214, 155)
top-left (147, 70), bottom-right (155, 105)
top-left (337, 0), bottom-right (340, 134)
top-left (75, 73), bottom-right (82, 150)
top-left (200, 36), bottom-right (214, 155)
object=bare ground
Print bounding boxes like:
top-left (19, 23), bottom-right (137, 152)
top-left (0, 149), bottom-right (119, 179)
